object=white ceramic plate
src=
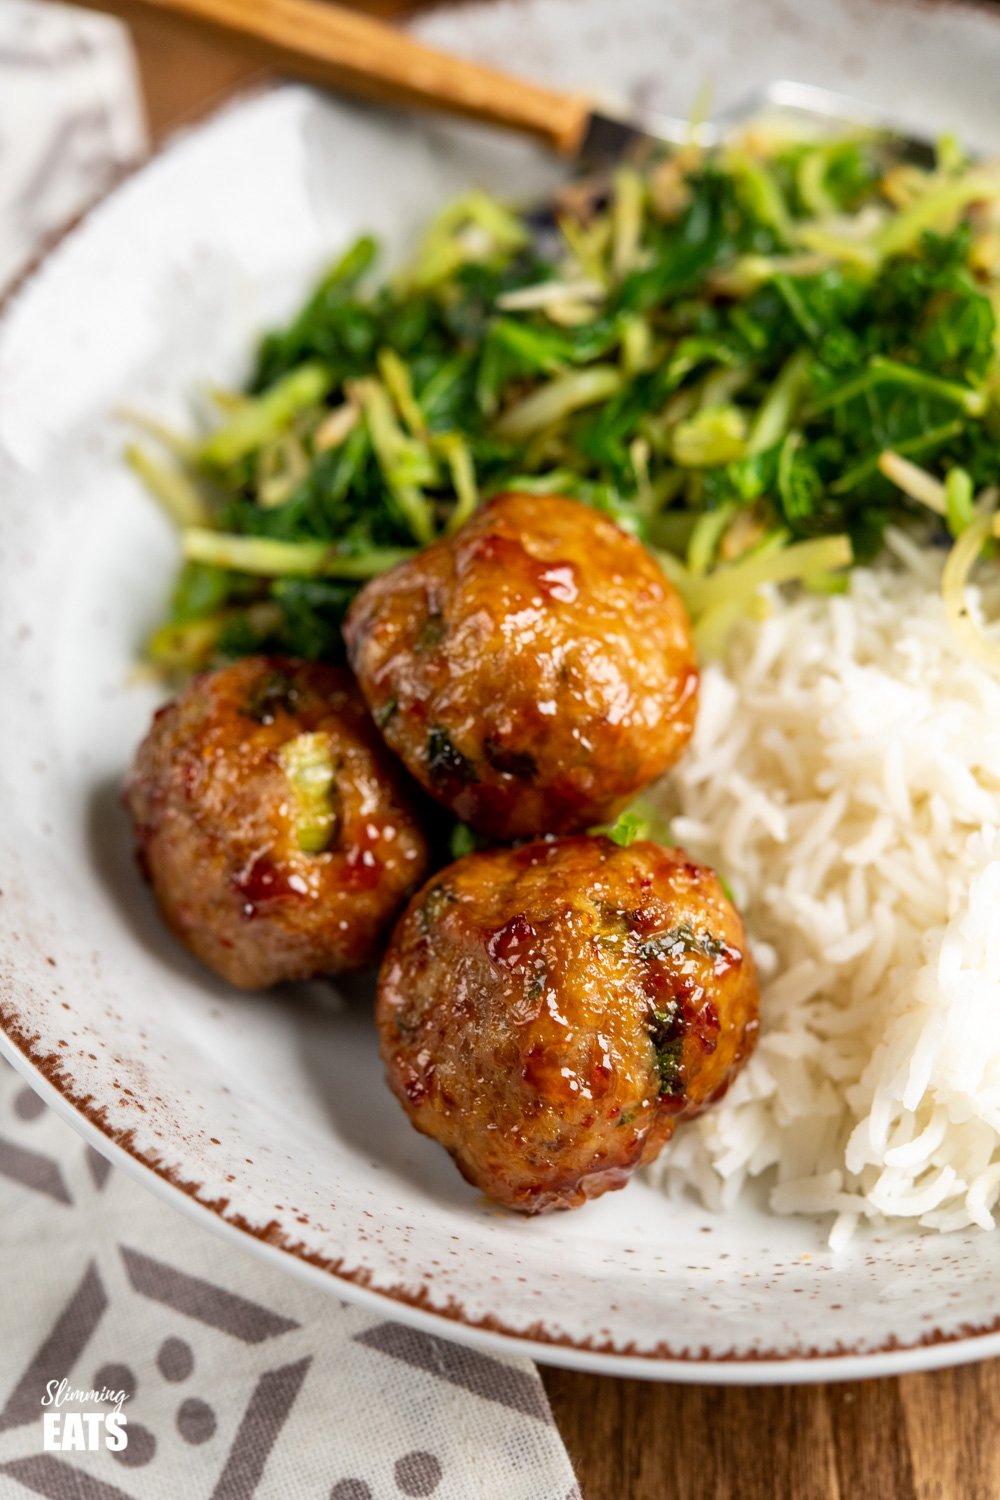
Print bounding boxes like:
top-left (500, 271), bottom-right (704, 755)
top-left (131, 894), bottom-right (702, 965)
top-left (4, 0), bottom-right (1000, 1384)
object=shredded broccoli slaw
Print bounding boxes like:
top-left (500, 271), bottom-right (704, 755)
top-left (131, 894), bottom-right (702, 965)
top-left (128, 124), bottom-right (1000, 674)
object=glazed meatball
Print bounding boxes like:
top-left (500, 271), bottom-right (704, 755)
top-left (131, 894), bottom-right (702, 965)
top-left (125, 656), bottom-right (431, 988)
top-left (344, 492), bottom-right (698, 839)
top-left (377, 835), bottom-right (758, 1212)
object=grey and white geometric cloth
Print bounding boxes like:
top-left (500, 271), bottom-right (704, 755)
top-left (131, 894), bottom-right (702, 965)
top-left (0, 9), bottom-right (580, 1497)
top-left (0, 1060), bottom-right (580, 1498)
top-left (0, 0), bottom-right (147, 293)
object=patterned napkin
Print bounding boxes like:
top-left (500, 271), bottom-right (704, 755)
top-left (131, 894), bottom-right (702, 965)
top-left (0, 0), bottom-right (146, 291)
top-left (0, 1062), bottom-right (579, 1498)
top-left (0, 8), bottom-right (580, 1497)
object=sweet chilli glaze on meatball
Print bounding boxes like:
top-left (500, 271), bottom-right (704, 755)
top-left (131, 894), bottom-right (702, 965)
top-left (344, 492), bottom-right (698, 839)
top-left (377, 835), bottom-right (759, 1212)
top-left (125, 656), bottom-right (431, 989)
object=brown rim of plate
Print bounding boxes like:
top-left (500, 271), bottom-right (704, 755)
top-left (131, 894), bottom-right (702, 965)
top-left (6, 54), bottom-right (1000, 1374)
top-left (6, 992), bottom-right (1000, 1369)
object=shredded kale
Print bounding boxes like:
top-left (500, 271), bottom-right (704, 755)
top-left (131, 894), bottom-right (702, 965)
top-left (448, 821), bottom-right (478, 859)
top-left (128, 130), bottom-right (1000, 675)
top-left (592, 794), bottom-right (674, 847)
top-left (603, 811), bottom-right (647, 847)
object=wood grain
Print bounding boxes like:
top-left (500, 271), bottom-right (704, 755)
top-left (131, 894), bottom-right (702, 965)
top-left (541, 1360), bottom-right (1000, 1498)
top-left (119, 0), bottom-right (589, 151)
top-left (72, 7), bottom-right (1000, 1496)
top-left (75, 0), bottom-right (433, 136)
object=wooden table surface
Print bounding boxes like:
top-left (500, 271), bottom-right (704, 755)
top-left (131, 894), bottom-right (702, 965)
top-left (74, 5), bottom-right (1000, 1495)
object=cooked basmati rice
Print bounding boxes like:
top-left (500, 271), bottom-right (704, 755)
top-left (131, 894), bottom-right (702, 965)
top-left (647, 530), bottom-right (1000, 1246)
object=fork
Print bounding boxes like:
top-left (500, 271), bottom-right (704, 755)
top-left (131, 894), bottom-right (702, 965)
top-left (115, 0), bottom-right (938, 164)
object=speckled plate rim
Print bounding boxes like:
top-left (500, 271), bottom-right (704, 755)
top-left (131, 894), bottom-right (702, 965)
top-left (5, 1028), bottom-right (1000, 1386)
top-left (6, 4), bottom-right (1000, 1384)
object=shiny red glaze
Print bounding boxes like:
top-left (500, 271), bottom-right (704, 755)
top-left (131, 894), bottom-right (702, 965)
top-left (124, 656), bottom-right (431, 989)
top-left (487, 913), bottom-right (537, 968)
top-left (344, 492), bottom-right (700, 838)
top-left (377, 835), bottom-right (759, 1213)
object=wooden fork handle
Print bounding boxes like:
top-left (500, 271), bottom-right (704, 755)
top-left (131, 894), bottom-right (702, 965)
top-left (128, 0), bottom-right (593, 153)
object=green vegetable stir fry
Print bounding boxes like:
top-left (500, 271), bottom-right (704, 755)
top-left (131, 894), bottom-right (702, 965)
top-left (129, 124), bottom-right (1000, 674)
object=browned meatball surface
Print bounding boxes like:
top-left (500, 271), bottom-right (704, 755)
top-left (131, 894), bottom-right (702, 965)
top-left (344, 492), bottom-right (698, 839)
top-left (125, 657), bottom-right (431, 989)
top-left (377, 835), bottom-right (758, 1213)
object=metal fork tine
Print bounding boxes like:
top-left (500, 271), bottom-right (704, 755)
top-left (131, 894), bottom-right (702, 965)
top-left (539, 78), bottom-right (950, 230)
top-left (578, 80), bottom-right (944, 168)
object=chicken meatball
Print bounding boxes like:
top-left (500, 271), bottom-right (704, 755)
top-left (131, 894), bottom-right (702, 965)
top-left (344, 492), bottom-right (698, 839)
top-left (125, 656), bottom-right (431, 988)
top-left (377, 835), bottom-right (758, 1212)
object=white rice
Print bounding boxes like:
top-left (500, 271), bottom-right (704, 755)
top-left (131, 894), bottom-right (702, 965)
top-left (647, 532), bottom-right (1000, 1246)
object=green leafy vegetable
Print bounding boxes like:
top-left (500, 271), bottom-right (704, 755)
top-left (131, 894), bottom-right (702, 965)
top-left (125, 127), bottom-right (1000, 676)
top-left (945, 466), bottom-right (975, 537)
top-left (593, 794), bottom-right (674, 847)
top-left (448, 822), bottom-right (479, 859)
top-left (602, 811), bottom-right (646, 847)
